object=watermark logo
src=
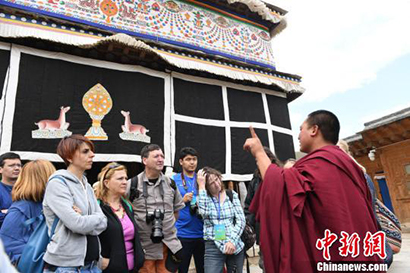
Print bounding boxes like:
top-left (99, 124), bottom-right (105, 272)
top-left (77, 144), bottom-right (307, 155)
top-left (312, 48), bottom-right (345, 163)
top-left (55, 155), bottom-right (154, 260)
top-left (338, 231), bottom-right (360, 258)
top-left (363, 231), bottom-right (386, 259)
top-left (316, 230), bottom-right (386, 260)
top-left (316, 229), bottom-right (338, 261)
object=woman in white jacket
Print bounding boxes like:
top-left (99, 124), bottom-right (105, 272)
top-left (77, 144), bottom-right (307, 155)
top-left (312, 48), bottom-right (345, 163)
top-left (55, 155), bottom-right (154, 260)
top-left (43, 135), bottom-right (107, 272)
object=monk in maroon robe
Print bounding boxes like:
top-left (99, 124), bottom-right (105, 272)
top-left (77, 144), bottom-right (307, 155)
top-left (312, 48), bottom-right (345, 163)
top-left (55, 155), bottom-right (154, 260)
top-left (244, 110), bottom-right (385, 273)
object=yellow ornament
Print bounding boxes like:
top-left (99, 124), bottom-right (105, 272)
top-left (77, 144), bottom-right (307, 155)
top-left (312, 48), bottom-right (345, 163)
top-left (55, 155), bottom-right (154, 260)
top-left (82, 83), bottom-right (112, 140)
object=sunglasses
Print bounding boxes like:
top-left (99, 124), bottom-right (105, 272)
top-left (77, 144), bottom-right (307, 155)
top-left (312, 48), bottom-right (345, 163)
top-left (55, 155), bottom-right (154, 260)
top-left (102, 163), bottom-right (121, 181)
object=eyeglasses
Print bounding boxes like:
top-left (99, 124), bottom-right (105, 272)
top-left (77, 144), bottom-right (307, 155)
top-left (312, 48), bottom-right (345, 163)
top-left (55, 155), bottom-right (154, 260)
top-left (102, 163), bottom-right (121, 181)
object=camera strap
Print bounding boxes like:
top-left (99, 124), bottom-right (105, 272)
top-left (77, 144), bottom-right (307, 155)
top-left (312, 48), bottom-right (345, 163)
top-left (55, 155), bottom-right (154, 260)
top-left (181, 172), bottom-right (197, 193)
top-left (143, 178), bottom-right (166, 216)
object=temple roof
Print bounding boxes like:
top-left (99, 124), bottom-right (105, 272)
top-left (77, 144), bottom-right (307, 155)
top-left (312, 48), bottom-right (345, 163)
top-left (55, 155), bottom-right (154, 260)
top-left (345, 107), bottom-right (410, 157)
top-left (0, 0), bottom-right (304, 99)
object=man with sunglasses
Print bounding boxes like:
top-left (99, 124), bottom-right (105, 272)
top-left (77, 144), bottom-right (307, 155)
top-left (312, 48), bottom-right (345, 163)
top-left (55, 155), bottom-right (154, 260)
top-left (0, 152), bottom-right (21, 228)
top-left (173, 147), bottom-right (204, 273)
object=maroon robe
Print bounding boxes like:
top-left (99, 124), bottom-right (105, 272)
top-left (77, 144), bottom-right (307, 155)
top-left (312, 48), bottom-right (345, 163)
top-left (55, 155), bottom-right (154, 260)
top-left (250, 145), bottom-right (384, 273)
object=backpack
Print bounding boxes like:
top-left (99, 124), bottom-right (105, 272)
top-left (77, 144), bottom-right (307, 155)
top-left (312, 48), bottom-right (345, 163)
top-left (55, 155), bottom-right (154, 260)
top-left (226, 189), bottom-right (256, 251)
top-left (375, 198), bottom-right (401, 253)
top-left (17, 214), bottom-right (58, 273)
top-left (226, 189), bottom-right (255, 273)
top-left (17, 175), bottom-right (67, 273)
top-left (129, 176), bottom-right (139, 203)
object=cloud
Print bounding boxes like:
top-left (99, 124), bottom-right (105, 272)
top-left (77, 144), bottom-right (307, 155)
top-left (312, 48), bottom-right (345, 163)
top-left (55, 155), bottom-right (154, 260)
top-left (267, 0), bottom-right (410, 102)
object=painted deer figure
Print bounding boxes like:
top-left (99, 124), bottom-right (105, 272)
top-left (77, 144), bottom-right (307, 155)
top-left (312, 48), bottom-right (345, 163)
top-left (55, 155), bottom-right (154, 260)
top-left (121, 110), bottom-right (149, 135)
top-left (35, 106), bottom-right (71, 130)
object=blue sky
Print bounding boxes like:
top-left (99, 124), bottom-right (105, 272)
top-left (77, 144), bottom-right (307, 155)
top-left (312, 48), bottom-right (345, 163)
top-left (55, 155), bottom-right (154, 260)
top-left (289, 52), bottom-right (410, 141)
top-left (266, 0), bottom-right (410, 149)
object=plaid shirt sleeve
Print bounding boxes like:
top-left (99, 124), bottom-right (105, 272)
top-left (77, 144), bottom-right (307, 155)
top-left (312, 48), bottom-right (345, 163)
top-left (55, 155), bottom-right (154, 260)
top-left (198, 189), bottom-right (212, 217)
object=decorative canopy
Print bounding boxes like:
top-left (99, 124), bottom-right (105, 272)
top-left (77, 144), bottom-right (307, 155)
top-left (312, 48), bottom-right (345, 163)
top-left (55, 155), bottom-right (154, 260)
top-left (0, 11), bottom-right (304, 95)
top-left (0, 0), bottom-right (286, 68)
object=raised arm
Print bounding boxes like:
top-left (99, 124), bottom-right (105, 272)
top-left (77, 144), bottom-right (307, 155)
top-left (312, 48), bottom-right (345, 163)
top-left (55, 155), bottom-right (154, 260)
top-left (243, 127), bottom-right (271, 179)
top-left (197, 169), bottom-right (211, 218)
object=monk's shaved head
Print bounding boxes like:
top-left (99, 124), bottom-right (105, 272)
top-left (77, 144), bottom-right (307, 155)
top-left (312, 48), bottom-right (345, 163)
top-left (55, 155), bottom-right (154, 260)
top-left (306, 110), bottom-right (340, 145)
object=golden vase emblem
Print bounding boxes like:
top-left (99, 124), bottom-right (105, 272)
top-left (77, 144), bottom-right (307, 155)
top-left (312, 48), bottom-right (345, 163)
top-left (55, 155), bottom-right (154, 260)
top-left (82, 83), bottom-right (112, 140)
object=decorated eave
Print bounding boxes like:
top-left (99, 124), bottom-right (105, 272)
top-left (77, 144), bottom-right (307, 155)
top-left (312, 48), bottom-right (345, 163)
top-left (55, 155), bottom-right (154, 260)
top-left (345, 107), bottom-right (410, 157)
top-left (186, 0), bottom-right (288, 33)
top-left (0, 0), bottom-right (303, 99)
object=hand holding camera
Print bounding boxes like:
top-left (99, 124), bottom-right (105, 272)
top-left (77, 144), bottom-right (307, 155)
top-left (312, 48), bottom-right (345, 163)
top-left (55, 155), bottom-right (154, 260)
top-left (183, 192), bottom-right (193, 203)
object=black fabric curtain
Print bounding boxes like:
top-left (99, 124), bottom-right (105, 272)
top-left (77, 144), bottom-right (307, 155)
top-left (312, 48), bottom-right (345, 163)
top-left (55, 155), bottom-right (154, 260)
top-left (0, 49), bottom-right (10, 100)
top-left (11, 53), bottom-right (165, 156)
top-left (173, 78), bottom-right (295, 175)
top-left (175, 121), bottom-right (226, 173)
top-left (8, 53), bottom-right (295, 175)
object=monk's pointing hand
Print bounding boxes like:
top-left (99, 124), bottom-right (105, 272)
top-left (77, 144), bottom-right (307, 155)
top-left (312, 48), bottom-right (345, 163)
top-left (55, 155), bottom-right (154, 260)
top-left (243, 126), bottom-right (264, 158)
top-left (244, 126), bottom-right (271, 179)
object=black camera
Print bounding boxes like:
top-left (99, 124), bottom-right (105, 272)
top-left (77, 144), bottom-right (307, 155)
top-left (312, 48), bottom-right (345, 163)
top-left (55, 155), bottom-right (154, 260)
top-left (189, 203), bottom-right (202, 220)
top-left (189, 202), bottom-right (197, 215)
top-left (146, 209), bottom-right (164, 243)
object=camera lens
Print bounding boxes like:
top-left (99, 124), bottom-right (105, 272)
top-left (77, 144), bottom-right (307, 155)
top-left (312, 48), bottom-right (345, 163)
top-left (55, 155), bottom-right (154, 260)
top-left (150, 209), bottom-right (164, 243)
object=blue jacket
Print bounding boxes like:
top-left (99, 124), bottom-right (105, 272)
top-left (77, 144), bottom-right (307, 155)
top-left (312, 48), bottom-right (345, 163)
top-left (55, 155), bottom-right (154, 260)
top-left (173, 173), bottom-right (203, 238)
top-left (0, 200), bottom-right (42, 263)
top-left (0, 182), bottom-right (13, 228)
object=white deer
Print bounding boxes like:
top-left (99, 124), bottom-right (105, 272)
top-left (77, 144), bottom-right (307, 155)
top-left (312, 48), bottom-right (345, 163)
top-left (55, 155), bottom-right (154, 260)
top-left (35, 106), bottom-right (71, 130)
top-left (121, 110), bottom-right (149, 135)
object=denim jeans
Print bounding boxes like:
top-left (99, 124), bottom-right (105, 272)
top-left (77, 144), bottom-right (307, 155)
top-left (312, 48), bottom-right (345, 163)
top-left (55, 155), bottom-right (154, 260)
top-left (43, 261), bottom-right (101, 273)
top-left (204, 241), bottom-right (244, 273)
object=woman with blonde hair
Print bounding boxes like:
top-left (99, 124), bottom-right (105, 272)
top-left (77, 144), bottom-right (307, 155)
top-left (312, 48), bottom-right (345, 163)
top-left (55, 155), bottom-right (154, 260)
top-left (96, 162), bottom-right (144, 272)
top-left (0, 160), bottom-right (56, 264)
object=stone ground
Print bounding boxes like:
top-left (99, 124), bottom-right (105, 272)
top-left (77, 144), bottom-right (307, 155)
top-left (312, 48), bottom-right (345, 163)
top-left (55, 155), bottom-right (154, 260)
top-left (188, 223), bottom-right (410, 272)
